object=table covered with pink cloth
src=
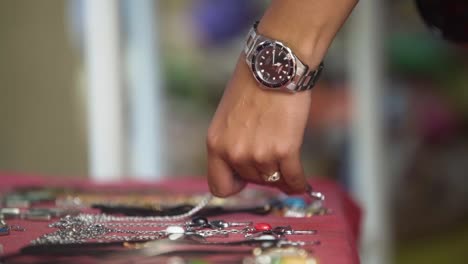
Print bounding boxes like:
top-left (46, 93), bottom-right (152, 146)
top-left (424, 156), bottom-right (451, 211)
top-left (0, 173), bottom-right (361, 263)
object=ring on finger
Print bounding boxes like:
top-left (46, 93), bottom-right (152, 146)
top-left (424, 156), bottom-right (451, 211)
top-left (263, 171), bottom-right (281, 182)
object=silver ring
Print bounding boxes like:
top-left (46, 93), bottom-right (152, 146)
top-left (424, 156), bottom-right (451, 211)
top-left (264, 171), bottom-right (281, 182)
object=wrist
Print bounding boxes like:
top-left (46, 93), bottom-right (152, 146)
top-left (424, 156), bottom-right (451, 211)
top-left (237, 53), bottom-right (313, 96)
top-left (257, 20), bottom-right (323, 68)
top-left (257, 0), bottom-right (358, 67)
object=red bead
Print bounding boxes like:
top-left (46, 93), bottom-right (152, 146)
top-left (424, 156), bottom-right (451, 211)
top-left (254, 223), bottom-right (272, 231)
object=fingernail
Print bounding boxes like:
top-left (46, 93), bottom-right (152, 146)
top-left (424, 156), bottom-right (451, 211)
top-left (233, 177), bottom-right (246, 190)
top-left (209, 185), bottom-right (220, 196)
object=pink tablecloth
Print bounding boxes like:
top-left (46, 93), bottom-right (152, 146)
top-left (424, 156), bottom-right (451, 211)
top-left (0, 173), bottom-right (361, 263)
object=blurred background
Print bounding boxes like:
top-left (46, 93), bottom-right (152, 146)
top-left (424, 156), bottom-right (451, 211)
top-left (0, 0), bottom-right (467, 263)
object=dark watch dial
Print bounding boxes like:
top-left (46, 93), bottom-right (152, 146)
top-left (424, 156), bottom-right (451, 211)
top-left (251, 41), bottom-right (295, 88)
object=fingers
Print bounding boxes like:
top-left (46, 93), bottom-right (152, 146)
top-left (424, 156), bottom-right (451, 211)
top-left (207, 135), bottom-right (307, 196)
top-left (279, 151), bottom-right (308, 194)
top-left (206, 152), bottom-right (246, 197)
top-left (231, 163), bottom-right (263, 185)
top-left (254, 148), bottom-right (307, 194)
top-left (227, 147), bottom-right (306, 194)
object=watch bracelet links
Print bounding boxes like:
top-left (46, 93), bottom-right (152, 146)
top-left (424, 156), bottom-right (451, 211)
top-left (296, 62), bottom-right (324, 91)
top-left (243, 26), bottom-right (257, 58)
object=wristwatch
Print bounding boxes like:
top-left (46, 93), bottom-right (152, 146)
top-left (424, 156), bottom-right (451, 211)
top-left (244, 21), bottom-right (324, 92)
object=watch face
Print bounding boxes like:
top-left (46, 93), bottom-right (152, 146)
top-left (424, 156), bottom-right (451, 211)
top-left (251, 41), bottom-right (296, 88)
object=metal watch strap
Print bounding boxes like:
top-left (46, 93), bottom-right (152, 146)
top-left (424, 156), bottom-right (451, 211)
top-left (243, 23), bottom-right (258, 56)
top-left (244, 21), bottom-right (324, 92)
top-left (295, 62), bottom-right (324, 91)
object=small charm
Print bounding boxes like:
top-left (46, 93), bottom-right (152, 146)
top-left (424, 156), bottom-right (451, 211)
top-left (250, 234), bottom-right (278, 248)
top-left (283, 197), bottom-right (307, 209)
top-left (209, 220), bottom-right (229, 229)
top-left (190, 217), bottom-right (209, 228)
top-left (166, 225), bottom-right (185, 240)
top-left (209, 220), bottom-right (252, 229)
top-left (254, 223), bottom-right (272, 232)
top-left (274, 193), bottom-right (331, 218)
top-left (246, 224), bottom-right (317, 240)
top-left (165, 225), bottom-right (185, 234)
top-left (281, 197), bottom-right (308, 217)
top-left (0, 219), bottom-right (10, 236)
top-left (272, 226), bottom-right (317, 236)
top-left (0, 227), bottom-right (9, 236)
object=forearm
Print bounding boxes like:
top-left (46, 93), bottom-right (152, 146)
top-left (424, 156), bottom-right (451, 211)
top-left (258, 0), bottom-right (358, 66)
top-left (206, 0), bottom-right (358, 196)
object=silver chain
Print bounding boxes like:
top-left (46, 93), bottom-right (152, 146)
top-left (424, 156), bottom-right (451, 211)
top-left (93, 194), bottom-right (213, 222)
top-left (32, 220), bottom-right (169, 245)
top-left (104, 222), bottom-right (177, 227)
top-left (30, 187), bottom-right (326, 245)
top-left (32, 194), bottom-right (213, 245)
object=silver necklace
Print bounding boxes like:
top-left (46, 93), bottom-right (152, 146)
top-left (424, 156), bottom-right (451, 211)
top-left (31, 185), bottom-right (325, 245)
top-left (93, 193), bottom-right (213, 222)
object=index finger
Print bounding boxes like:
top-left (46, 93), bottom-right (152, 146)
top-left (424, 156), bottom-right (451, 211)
top-left (207, 152), bottom-right (246, 197)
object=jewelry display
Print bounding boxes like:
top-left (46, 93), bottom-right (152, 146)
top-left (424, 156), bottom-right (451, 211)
top-left (1, 182), bottom-right (328, 263)
top-left (56, 190), bottom-right (218, 209)
top-left (31, 211), bottom-right (318, 247)
top-left (88, 189), bottom-right (328, 218)
top-left (126, 236), bottom-right (314, 251)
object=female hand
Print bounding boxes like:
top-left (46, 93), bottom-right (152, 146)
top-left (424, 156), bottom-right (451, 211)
top-left (206, 0), bottom-right (357, 197)
top-left (206, 55), bottom-right (313, 197)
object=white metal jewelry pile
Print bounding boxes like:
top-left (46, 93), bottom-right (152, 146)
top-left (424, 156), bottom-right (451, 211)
top-left (32, 214), bottom-right (318, 246)
top-left (21, 184), bottom-right (327, 263)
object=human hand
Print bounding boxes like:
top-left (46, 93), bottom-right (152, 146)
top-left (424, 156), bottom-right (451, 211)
top-left (205, 0), bottom-right (357, 197)
top-left (206, 55), bottom-right (312, 197)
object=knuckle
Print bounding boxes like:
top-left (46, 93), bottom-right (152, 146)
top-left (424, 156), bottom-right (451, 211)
top-left (252, 150), bottom-right (270, 165)
top-left (275, 145), bottom-right (297, 159)
top-left (227, 147), bottom-right (248, 165)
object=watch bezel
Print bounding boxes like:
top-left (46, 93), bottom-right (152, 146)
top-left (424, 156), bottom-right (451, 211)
top-left (250, 40), bottom-right (296, 89)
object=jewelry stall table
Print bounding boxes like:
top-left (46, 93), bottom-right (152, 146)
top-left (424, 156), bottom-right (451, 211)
top-left (0, 174), bottom-right (361, 263)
